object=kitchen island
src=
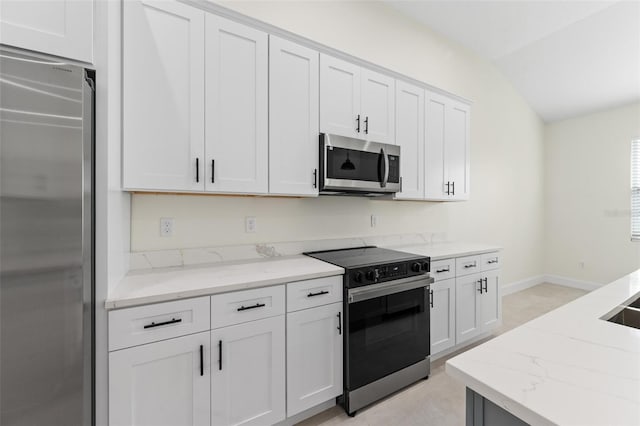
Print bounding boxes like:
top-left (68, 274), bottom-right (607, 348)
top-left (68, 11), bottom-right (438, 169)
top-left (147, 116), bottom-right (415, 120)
top-left (446, 270), bottom-right (640, 425)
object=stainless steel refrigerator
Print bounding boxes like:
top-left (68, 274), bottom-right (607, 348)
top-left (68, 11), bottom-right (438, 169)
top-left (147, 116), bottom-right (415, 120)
top-left (0, 49), bottom-right (94, 426)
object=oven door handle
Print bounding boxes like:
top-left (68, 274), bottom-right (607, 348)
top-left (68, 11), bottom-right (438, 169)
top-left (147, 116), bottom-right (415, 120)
top-left (348, 275), bottom-right (434, 304)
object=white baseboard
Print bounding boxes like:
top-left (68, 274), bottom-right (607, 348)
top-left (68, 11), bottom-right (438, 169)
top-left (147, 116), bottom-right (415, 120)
top-left (502, 275), bottom-right (546, 295)
top-left (543, 274), bottom-right (602, 292)
top-left (502, 274), bottom-right (602, 295)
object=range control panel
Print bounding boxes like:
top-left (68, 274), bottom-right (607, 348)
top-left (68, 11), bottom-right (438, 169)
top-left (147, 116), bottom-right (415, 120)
top-left (348, 257), bottom-right (430, 288)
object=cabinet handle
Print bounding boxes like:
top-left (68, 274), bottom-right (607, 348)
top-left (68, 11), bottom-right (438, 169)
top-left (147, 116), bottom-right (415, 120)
top-left (477, 279), bottom-right (483, 294)
top-left (196, 158), bottom-right (200, 183)
top-left (364, 116), bottom-right (369, 134)
top-left (429, 289), bottom-right (434, 308)
top-left (237, 302), bottom-right (266, 312)
top-left (464, 262), bottom-right (477, 269)
top-left (211, 159), bottom-right (215, 183)
top-left (356, 114), bottom-right (360, 133)
top-left (483, 277), bottom-right (488, 293)
top-left (143, 317), bottom-right (182, 329)
top-left (199, 345), bottom-right (204, 376)
top-left (487, 259), bottom-right (498, 264)
top-left (218, 340), bottom-right (222, 371)
top-left (451, 181), bottom-right (455, 196)
top-left (337, 311), bottom-right (342, 335)
top-left (445, 181), bottom-right (450, 195)
top-left (313, 168), bottom-right (318, 189)
top-left (307, 290), bottom-right (329, 298)
top-left (436, 268), bottom-right (450, 273)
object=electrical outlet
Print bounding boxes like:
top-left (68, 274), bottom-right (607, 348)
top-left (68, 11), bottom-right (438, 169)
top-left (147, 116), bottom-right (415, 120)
top-left (160, 218), bottom-right (174, 237)
top-left (579, 260), bottom-right (585, 269)
top-left (245, 216), bottom-right (257, 233)
top-left (371, 214), bottom-right (378, 228)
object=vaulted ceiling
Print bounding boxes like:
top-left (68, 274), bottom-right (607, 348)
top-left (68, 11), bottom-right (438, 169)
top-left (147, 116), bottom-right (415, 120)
top-left (384, 0), bottom-right (640, 123)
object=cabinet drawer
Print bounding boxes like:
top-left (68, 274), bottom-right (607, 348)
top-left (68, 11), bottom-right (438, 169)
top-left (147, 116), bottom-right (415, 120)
top-left (108, 297), bottom-right (210, 351)
top-left (430, 259), bottom-right (455, 281)
top-left (456, 255), bottom-right (482, 277)
top-left (481, 252), bottom-right (501, 271)
top-left (211, 285), bottom-right (285, 329)
top-left (287, 275), bottom-right (342, 312)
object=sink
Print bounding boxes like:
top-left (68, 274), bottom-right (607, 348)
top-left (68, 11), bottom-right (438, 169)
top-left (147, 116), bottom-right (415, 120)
top-left (603, 293), bottom-right (640, 330)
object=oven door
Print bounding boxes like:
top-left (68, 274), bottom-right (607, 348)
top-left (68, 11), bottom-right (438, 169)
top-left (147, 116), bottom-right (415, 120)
top-left (320, 133), bottom-right (400, 193)
top-left (346, 276), bottom-right (430, 391)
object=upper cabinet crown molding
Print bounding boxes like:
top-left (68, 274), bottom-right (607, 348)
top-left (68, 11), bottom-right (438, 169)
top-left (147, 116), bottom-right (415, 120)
top-left (0, 0), bottom-right (93, 63)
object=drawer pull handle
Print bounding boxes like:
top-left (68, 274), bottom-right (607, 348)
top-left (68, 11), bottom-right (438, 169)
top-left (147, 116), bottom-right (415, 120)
top-left (308, 290), bottom-right (329, 298)
top-left (464, 262), bottom-right (477, 269)
top-left (436, 268), bottom-right (450, 273)
top-left (487, 259), bottom-right (498, 264)
top-left (237, 302), bottom-right (266, 312)
top-left (199, 345), bottom-right (204, 376)
top-left (143, 318), bottom-right (182, 329)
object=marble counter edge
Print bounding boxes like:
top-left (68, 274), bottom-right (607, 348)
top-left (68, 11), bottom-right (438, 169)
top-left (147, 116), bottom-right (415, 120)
top-left (390, 243), bottom-right (503, 260)
top-left (106, 266), bottom-right (344, 310)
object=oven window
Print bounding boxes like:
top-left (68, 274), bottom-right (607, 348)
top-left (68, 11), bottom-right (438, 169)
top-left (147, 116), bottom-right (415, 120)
top-left (326, 147), bottom-right (381, 182)
top-left (348, 287), bottom-right (430, 390)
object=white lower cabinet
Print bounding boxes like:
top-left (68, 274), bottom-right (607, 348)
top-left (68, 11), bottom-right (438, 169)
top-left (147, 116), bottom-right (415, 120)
top-left (211, 315), bottom-right (286, 426)
top-left (480, 270), bottom-right (502, 330)
top-left (287, 302), bottom-right (343, 417)
top-left (109, 332), bottom-right (211, 426)
top-left (430, 278), bottom-right (455, 355)
top-left (455, 272), bottom-right (483, 343)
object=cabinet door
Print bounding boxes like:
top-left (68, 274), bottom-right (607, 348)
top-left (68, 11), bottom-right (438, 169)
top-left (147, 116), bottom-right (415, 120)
top-left (424, 91), bottom-right (448, 200)
top-left (287, 303), bottom-right (343, 416)
top-left (211, 316), bottom-right (285, 426)
top-left (269, 36), bottom-right (319, 196)
top-left (430, 278), bottom-right (455, 355)
top-left (361, 69), bottom-right (395, 144)
top-left (480, 270), bottom-right (502, 331)
top-left (455, 273), bottom-right (483, 344)
top-left (205, 14), bottom-right (268, 194)
top-left (320, 54), bottom-right (361, 139)
top-left (109, 332), bottom-right (210, 426)
top-left (445, 100), bottom-right (470, 200)
top-left (123, 0), bottom-right (204, 191)
top-left (394, 81), bottom-right (424, 200)
top-left (0, 0), bottom-right (93, 63)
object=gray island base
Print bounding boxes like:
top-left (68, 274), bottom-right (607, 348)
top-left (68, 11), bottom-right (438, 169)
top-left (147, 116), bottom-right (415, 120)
top-left (467, 388), bottom-right (529, 426)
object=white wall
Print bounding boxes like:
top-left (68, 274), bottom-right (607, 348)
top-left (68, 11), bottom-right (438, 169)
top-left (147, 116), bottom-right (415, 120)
top-left (545, 102), bottom-right (640, 284)
top-left (130, 0), bottom-right (546, 286)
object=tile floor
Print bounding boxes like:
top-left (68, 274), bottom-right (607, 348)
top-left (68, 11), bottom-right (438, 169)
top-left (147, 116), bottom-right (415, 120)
top-left (297, 283), bottom-right (587, 426)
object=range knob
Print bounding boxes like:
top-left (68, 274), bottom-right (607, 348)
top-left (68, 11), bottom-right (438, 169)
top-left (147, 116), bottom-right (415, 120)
top-left (354, 271), bottom-right (363, 283)
top-left (422, 262), bottom-right (430, 272)
top-left (411, 262), bottom-right (421, 273)
top-left (366, 269), bottom-right (376, 281)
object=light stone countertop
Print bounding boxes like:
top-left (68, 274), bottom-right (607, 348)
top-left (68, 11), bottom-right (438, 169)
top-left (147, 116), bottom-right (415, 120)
top-left (105, 255), bottom-right (344, 310)
top-left (390, 242), bottom-right (502, 260)
top-left (446, 270), bottom-right (640, 426)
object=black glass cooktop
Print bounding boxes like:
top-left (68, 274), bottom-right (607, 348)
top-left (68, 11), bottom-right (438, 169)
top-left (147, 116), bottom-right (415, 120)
top-left (304, 246), bottom-right (425, 269)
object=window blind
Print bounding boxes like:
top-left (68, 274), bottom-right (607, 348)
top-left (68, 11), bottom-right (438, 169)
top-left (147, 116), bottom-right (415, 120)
top-left (632, 139), bottom-right (640, 240)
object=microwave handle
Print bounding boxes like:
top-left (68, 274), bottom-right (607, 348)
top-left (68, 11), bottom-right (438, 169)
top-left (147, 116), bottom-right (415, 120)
top-left (379, 148), bottom-right (389, 188)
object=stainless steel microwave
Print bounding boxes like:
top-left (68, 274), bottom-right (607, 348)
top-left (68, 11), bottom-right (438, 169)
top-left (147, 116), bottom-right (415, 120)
top-left (318, 133), bottom-right (401, 196)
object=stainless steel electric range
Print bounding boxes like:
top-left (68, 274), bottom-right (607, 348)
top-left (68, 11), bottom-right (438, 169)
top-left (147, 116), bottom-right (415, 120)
top-left (305, 246), bottom-right (433, 416)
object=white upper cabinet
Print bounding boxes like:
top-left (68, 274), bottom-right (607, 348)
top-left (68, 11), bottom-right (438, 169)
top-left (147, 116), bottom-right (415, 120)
top-left (320, 54), bottom-right (395, 143)
top-left (425, 90), bottom-right (471, 201)
top-left (319, 54), bottom-right (361, 139)
top-left (0, 0), bottom-right (93, 63)
top-left (122, 0), bottom-right (205, 191)
top-left (394, 81), bottom-right (425, 200)
top-left (361, 69), bottom-right (395, 144)
top-left (205, 14), bottom-right (268, 194)
top-left (446, 100), bottom-right (471, 200)
top-left (269, 36), bottom-right (319, 196)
